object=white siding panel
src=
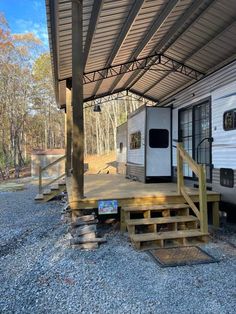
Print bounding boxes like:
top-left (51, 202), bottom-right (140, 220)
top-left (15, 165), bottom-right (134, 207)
top-left (212, 81), bottom-right (236, 168)
top-left (116, 123), bottom-right (127, 163)
top-left (171, 61), bottom-right (236, 167)
top-left (127, 109), bottom-right (145, 165)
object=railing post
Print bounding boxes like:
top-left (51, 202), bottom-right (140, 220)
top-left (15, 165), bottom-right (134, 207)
top-left (177, 143), bottom-right (184, 195)
top-left (39, 165), bottom-right (42, 194)
top-left (199, 164), bottom-right (208, 233)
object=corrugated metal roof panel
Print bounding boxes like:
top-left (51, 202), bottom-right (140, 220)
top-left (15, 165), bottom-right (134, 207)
top-left (46, 0), bottom-right (236, 104)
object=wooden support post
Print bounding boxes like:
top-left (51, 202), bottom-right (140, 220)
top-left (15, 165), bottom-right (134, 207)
top-left (212, 201), bottom-right (220, 228)
top-left (65, 88), bottom-right (72, 177)
top-left (120, 208), bottom-right (126, 234)
top-left (199, 165), bottom-right (208, 233)
top-left (177, 143), bottom-right (184, 195)
top-left (39, 165), bottom-right (42, 194)
top-left (72, 0), bottom-right (84, 201)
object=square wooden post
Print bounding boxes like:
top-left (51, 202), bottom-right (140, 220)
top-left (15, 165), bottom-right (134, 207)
top-left (212, 201), bottom-right (220, 228)
top-left (199, 165), bottom-right (208, 233)
top-left (65, 87), bottom-right (72, 177)
top-left (72, 0), bottom-right (84, 202)
top-left (177, 143), bottom-right (184, 195)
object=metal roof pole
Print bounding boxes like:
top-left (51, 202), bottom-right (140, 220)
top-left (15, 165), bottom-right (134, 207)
top-left (72, 0), bottom-right (84, 203)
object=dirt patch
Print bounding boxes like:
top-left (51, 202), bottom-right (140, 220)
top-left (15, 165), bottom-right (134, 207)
top-left (85, 152), bottom-right (116, 174)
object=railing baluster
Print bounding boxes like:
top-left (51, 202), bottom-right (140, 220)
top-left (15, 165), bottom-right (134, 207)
top-left (39, 166), bottom-right (42, 194)
top-left (38, 155), bottom-right (66, 194)
top-left (176, 143), bottom-right (208, 233)
top-left (177, 143), bottom-right (184, 194)
top-left (199, 164), bottom-right (208, 233)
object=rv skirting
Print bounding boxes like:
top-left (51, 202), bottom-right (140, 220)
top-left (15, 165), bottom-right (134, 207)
top-left (127, 163), bottom-right (145, 182)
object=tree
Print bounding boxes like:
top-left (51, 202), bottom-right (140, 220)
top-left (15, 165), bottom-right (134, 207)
top-left (0, 13), bottom-right (64, 179)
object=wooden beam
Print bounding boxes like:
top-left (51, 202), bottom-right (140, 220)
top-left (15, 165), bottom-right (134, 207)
top-left (177, 144), bottom-right (184, 194)
top-left (65, 88), bottom-right (72, 176)
top-left (83, 0), bottom-right (104, 69)
top-left (198, 165), bottom-right (208, 233)
top-left (212, 201), bottom-right (220, 228)
top-left (72, 0), bottom-right (84, 200)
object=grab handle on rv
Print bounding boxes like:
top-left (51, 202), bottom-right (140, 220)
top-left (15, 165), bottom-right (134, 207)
top-left (196, 137), bottom-right (214, 164)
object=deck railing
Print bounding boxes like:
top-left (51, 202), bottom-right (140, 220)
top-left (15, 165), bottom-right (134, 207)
top-left (38, 155), bottom-right (66, 194)
top-left (177, 143), bottom-right (208, 233)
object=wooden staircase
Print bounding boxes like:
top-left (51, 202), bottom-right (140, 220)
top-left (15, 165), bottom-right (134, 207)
top-left (35, 180), bottom-right (66, 202)
top-left (123, 143), bottom-right (211, 250)
top-left (123, 204), bottom-right (208, 250)
top-left (34, 155), bottom-right (66, 202)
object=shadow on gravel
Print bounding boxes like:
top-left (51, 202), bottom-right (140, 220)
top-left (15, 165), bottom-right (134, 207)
top-left (0, 229), bottom-right (31, 258)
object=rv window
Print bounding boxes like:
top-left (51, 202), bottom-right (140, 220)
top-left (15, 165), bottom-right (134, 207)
top-left (149, 129), bottom-right (169, 148)
top-left (130, 131), bottom-right (141, 149)
top-left (119, 142), bottom-right (123, 153)
top-left (223, 109), bottom-right (236, 130)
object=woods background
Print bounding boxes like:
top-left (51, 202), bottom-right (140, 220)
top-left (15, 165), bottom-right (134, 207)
top-left (0, 13), bottom-right (144, 179)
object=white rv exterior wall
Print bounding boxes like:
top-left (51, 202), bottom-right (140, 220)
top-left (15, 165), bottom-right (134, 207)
top-left (127, 108), bottom-right (145, 166)
top-left (171, 61), bottom-right (236, 204)
top-left (116, 122), bottom-right (127, 164)
top-left (116, 122), bottom-right (127, 175)
top-left (212, 81), bottom-right (236, 169)
top-left (172, 61), bottom-right (236, 167)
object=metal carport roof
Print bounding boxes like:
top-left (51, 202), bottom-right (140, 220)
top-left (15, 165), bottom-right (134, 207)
top-left (46, 0), bottom-right (236, 106)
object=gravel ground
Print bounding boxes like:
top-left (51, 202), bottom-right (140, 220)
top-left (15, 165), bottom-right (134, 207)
top-left (0, 180), bottom-right (236, 314)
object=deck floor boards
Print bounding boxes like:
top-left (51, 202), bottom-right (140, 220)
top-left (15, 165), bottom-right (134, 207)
top-left (66, 174), bottom-right (220, 208)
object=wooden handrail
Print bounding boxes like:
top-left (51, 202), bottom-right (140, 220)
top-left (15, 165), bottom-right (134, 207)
top-left (38, 155), bottom-right (66, 194)
top-left (41, 155), bottom-right (66, 172)
top-left (177, 143), bottom-right (208, 233)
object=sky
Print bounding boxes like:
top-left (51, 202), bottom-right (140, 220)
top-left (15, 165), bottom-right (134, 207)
top-left (0, 0), bottom-right (49, 49)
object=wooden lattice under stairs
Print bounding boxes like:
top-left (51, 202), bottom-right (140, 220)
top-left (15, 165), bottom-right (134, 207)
top-left (123, 204), bottom-right (209, 250)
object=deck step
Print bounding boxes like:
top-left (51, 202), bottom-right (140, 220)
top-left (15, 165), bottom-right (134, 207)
top-left (43, 189), bottom-right (52, 195)
top-left (34, 194), bottom-right (44, 201)
top-left (51, 185), bottom-right (59, 190)
top-left (130, 229), bottom-right (207, 242)
top-left (35, 184), bottom-right (66, 202)
top-left (58, 180), bottom-right (66, 186)
top-left (123, 203), bottom-right (189, 212)
top-left (126, 215), bottom-right (198, 226)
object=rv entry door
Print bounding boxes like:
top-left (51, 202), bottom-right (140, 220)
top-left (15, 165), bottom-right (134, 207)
top-left (146, 108), bottom-right (171, 179)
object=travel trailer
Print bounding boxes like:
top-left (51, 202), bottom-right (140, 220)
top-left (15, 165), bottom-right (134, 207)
top-left (117, 61), bottom-right (236, 206)
top-left (117, 106), bottom-right (171, 183)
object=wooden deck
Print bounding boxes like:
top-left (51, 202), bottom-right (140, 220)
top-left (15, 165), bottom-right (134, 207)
top-left (66, 174), bottom-right (220, 209)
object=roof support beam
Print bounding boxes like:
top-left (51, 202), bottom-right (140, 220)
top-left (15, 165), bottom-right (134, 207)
top-left (92, 0), bottom-right (145, 96)
top-left (71, 0), bottom-right (84, 202)
top-left (81, 53), bottom-right (203, 84)
top-left (83, 90), bottom-right (156, 105)
top-left (126, 0), bottom-right (215, 90)
top-left (107, 0), bottom-right (179, 93)
top-left (83, 0), bottom-right (104, 69)
top-left (142, 18), bottom-right (236, 96)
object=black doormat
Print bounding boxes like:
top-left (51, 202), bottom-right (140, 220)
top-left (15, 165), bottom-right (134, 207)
top-left (149, 246), bottom-right (217, 267)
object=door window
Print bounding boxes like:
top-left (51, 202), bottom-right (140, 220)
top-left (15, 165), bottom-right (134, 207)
top-left (149, 129), bottom-right (169, 148)
top-left (179, 100), bottom-right (211, 181)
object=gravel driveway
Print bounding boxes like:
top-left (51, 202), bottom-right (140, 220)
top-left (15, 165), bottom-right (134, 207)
top-left (0, 180), bottom-right (236, 314)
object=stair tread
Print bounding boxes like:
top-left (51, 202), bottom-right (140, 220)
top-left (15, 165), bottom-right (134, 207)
top-left (123, 203), bottom-right (189, 212)
top-left (51, 185), bottom-right (59, 190)
top-left (130, 230), bottom-right (208, 242)
top-left (35, 194), bottom-right (44, 200)
top-left (43, 189), bottom-right (52, 195)
top-left (126, 215), bottom-right (198, 225)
